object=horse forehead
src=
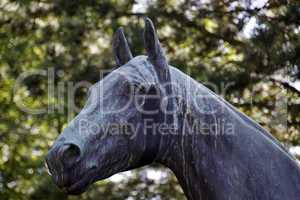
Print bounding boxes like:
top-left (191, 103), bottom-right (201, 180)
top-left (117, 56), bottom-right (156, 83)
top-left (90, 57), bottom-right (154, 91)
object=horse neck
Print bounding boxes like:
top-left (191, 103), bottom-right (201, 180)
top-left (155, 67), bottom-right (300, 200)
top-left (155, 68), bottom-right (213, 199)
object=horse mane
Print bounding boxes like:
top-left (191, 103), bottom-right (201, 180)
top-left (169, 66), bottom-right (297, 162)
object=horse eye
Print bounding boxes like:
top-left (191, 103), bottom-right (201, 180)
top-left (137, 85), bottom-right (147, 95)
top-left (123, 82), bottom-right (147, 96)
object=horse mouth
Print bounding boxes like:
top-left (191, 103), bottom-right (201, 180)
top-left (64, 169), bottom-right (97, 195)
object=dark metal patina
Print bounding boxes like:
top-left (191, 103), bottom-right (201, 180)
top-left (46, 18), bottom-right (300, 199)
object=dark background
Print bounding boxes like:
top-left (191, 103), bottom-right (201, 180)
top-left (0, 0), bottom-right (299, 199)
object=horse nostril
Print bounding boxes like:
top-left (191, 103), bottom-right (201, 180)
top-left (60, 143), bottom-right (81, 167)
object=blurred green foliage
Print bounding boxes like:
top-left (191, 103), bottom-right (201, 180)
top-left (0, 0), bottom-right (299, 199)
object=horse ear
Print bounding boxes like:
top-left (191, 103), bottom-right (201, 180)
top-left (113, 27), bottom-right (133, 66)
top-left (144, 18), bottom-right (168, 75)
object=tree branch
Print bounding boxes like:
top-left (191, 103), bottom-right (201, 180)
top-left (270, 77), bottom-right (300, 95)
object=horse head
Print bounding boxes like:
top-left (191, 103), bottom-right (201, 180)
top-left (45, 18), bottom-right (175, 194)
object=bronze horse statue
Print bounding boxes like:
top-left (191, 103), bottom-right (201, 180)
top-left (46, 18), bottom-right (300, 199)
